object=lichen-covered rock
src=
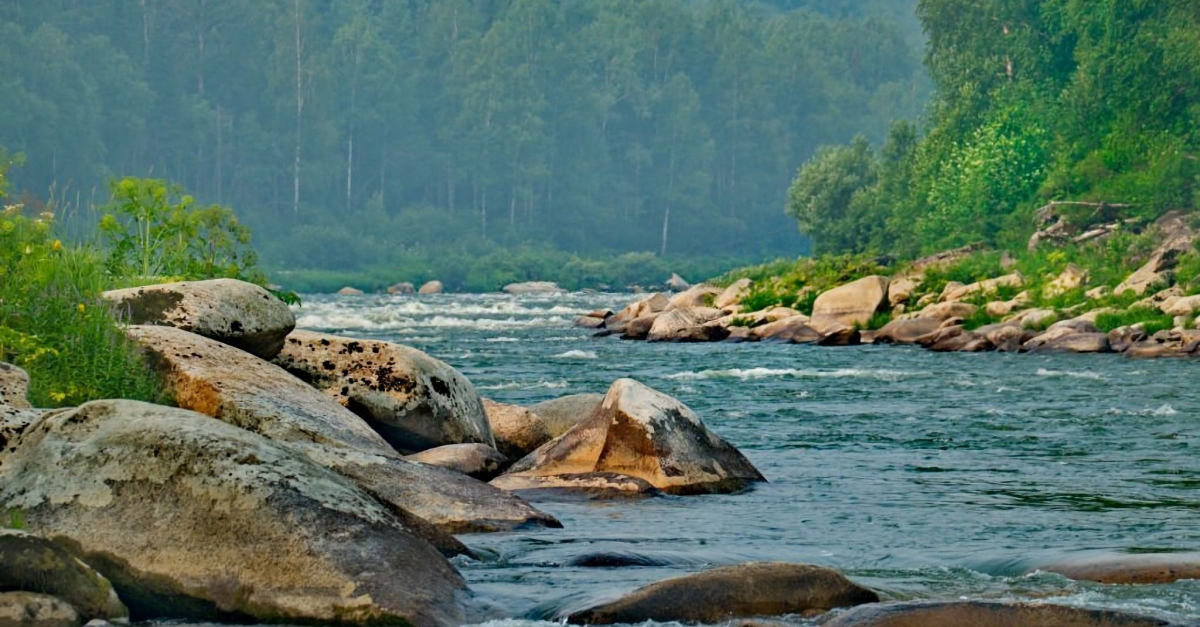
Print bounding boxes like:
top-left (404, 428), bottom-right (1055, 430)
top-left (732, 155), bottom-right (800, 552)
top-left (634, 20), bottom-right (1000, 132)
top-left (0, 530), bottom-right (127, 622)
top-left (127, 325), bottom-right (558, 534)
top-left (406, 443), bottom-right (508, 480)
top-left (103, 279), bottom-right (295, 360)
top-left (529, 394), bottom-right (604, 438)
top-left (1030, 552), bottom-right (1200, 584)
top-left (0, 363), bottom-right (31, 409)
top-left (0, 592), bottom-right (80, 627)
top-left (810, 276), bottom-right (889, 332)
top-left (566, 563), bottom-right (879, 625)
top-left (823, 600), bottom-right (1169, 627)
top-left (498, 379), bottom-right (765, 495)
top-left (1, 407), bottom-right (40, 458)
top-left (275, 330), bottom-right (493, 452)
top-left (0, 400), bottom-right (468, 627)
top-left (647, 307), bottom-right (727, 342)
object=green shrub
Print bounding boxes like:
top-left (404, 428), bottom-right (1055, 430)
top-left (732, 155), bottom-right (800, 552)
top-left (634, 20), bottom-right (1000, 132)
top-left (1093, 309), bottom-right (1176, 334)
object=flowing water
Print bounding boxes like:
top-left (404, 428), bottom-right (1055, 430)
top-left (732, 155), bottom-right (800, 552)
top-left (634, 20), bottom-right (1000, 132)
top-left (296, 292), bottom-right (1200, 626)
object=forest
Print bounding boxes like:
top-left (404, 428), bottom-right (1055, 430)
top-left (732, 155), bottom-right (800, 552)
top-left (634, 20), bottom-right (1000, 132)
top-left (0, 0), bottom-right (925, 290)
top-left (791, 0), bottom-right (1200, 258)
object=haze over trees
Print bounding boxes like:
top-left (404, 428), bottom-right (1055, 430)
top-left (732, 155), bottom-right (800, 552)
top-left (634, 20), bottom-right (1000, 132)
top-left (0, 0), bottom-right (925, 285)
top-left (790, 0), bottom-right (1200, 257)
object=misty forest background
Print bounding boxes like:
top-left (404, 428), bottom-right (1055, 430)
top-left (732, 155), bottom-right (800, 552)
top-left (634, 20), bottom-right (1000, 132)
top-left (0, 1), bottom-right (1196, 291)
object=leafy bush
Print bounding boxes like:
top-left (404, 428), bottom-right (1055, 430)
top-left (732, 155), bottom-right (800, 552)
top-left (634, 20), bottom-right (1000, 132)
top-left (1094, 309), bottom-right (1176, 335)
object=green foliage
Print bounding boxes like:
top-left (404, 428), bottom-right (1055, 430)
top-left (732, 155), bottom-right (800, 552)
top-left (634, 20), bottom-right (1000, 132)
top-left (740, 283), bottom-right (798, 313)
top-left (99, 177), bottom-right (264, 286)
top-left (2, 509), bottom-right (25, 530)
top-left (1093, 310), bottom-right (1176, 335)
top-left (0, 203), bottom-right (166, 408)
top-left (786, 136), bottom-right (879, 254)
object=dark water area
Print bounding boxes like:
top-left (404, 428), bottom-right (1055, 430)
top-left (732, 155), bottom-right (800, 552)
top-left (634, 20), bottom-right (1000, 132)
top-left (295, 293), bottom-right (1200, 626)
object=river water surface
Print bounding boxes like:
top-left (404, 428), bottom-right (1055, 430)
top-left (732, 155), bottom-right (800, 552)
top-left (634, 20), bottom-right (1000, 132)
top-left (295, 292), bottom-right (1200, 626)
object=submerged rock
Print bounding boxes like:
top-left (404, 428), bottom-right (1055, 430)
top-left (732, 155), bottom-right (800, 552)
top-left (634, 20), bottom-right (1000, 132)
top-left (274, 330), bottom-right (494, 452)
top-left (503, 281), bottom-right (566, 295)
top-left (566, 563), bottom-right (878, 624)
top-left (823, 600), bottom-right (1170, 627)
top-left (103, 279), bottom-right (295, 360)
top-left (490, 472), bottom-right (660, 497)
top-left (751, 317), bottom-right (821, 343)
top-left (1030, 552), bottom-right (1200, 584)
top-left (0, 530), bottom-right (127, 622)
top-left (873, 317), bottom-right (940, 344)
top-left (0, 400), bottom-right (468, 627)
top-left (498, 378), bottom-right (765, 495)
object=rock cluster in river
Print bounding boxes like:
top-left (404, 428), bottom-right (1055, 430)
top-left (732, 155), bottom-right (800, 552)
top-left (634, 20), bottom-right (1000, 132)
top-left (581, 214), bottom-right (1200, 359)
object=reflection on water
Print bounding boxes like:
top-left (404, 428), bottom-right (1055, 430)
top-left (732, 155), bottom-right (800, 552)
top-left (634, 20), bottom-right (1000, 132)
top-left (296, 292), bottom-right (1200, 626)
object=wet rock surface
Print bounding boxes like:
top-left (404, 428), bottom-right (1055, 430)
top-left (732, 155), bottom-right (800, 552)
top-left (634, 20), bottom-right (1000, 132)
top-left (823, 600), bottom-right (1172, 627)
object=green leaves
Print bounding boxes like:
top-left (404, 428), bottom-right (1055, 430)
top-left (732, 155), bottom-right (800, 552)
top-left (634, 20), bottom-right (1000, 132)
top-left (100, 177), bottom-right (264, 286)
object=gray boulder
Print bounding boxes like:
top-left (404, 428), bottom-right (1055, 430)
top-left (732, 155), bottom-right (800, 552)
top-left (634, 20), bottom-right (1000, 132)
top-left (103, 279), bottom-right (295, 360)
top-left (647, 307), bottom-right (727, 342)
top-left (529, 393), bottom-right (604, 439)
top-left (0, 592), bottom-right (80, 627)
top-left (497, 379), bottom-right (765, 495)
top-left (0, 400), bottom-right (468, 627)
top-left (0, 530), bottom-right (127, 622)
top-left (127, 325), bottom-right (559, 534)
top-left (274, 330), bottom-right (494, 452)
top-left (566, 563), bottom-right (878, 624)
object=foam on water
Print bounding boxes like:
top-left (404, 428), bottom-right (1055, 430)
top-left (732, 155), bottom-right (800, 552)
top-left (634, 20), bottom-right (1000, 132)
top-left (553, 350), bottom-right (598, 360)
top-left (1036, 368), bottom-right (1104, 380)
top-left (666, 367), bottom-right (915, 382)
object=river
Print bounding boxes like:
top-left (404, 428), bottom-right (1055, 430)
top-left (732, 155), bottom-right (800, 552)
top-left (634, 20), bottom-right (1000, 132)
top-left (295, 292), bottom-right (1200, 626)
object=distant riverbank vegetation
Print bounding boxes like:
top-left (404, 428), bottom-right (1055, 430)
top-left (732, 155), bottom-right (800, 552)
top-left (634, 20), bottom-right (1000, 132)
top-left (0, 0), bottom-right (926, 284)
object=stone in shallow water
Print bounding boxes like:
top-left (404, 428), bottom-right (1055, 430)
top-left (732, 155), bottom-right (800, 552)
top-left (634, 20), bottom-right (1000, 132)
top-left (823, 600), bottom-right (1171, 627)
top-left (565, 562), bottom-right (879, 624)
top-left (497, 378), bottom-right (765, 496)
top-left (1029, 552), bottom-right (1200, 584)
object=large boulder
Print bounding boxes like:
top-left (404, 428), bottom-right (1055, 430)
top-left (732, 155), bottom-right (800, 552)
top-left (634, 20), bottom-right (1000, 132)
top-left (1, 406), bottom-right (39, 458)
top-left (497, 379), bottom-right (765, 495)
top-left (126, 325), bottom-right (558, 534)
top-left (565, 563), bottom-right (879, 624)
top-left (809, 276), bottom-right (889, 331)
top-left (274, 330), bottom-right (493, 452)
top-left (647, 307), bottom-right (727, 342)
top-left (618, 314), bottom-right (660, 340)
top-left (1044, 264), bottom-right (1088, 297)
top-left (751, 317), bottom-right (821, 343)
top-left (873, 318), bottom-right (940, 344)
top-left (0, 529), bottom-right (127, 622)
top-left (103, 279), bottom-right (295, 360)
top-left (1033, 332), bottom-right (1112, 353)
top-left (0, 592), bottom-right (80, 627)
top-left (665, 273), bottom-right (691, 292)
top-left (1116, 211), bottom-right (1197, 296)
top-left (387, 282), bottom-right (415, 295)
top-left (715, 279), bottom-right (753, 310)
top-left (418, 280), bottom-right (444, 295)
top-left (607, 294), bottom-right (670, 333)
top-left (502, 281), bottom-right (566, 295)
top-left (483, 399), bottom-right (552, 460)
top-left (336, 286), bottom-right (364, 296)
top-left (940, 273), bottom-right (1023, 303)
top-left (667, 285), bottom-right (720, 310)
top-left (406, 443), bottom-right (507, 480)
top-left (529, 393), bottom-right (604, 438)
top-left (0, 400), bottom-right (468, 626)
top-left (0, 363), bottom-right (31, 409)
top-left (1029, 552), bottom-right (1200, 584)
top-left (916, 302), bottom-right (978, 322)
top-left (824, 600), bottom-right (1170, 627)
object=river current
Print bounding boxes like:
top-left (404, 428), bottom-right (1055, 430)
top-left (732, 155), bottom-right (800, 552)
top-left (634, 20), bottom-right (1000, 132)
top-left (295, 292), bottom-right (1200, 626)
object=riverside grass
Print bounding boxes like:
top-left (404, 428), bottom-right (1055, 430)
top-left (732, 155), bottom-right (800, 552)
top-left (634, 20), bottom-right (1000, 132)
top-left (0, 205), bottom-right (166, 407)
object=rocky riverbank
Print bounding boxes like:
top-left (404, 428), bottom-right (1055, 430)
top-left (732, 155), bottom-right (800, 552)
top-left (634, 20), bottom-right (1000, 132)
top-left (581, 211), bottom-right (1200, 359)
top-left (3, 278), bottom-right (1199, 627)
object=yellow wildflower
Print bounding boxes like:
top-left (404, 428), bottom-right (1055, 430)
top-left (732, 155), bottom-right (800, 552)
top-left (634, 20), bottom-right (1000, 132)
top-left (51, 240), bottom-right (62, 251)
top-left (77, 303), bottom-right (86, 314)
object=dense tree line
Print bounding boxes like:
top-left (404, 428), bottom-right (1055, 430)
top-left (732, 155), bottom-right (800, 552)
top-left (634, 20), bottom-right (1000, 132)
top-left (791, 0), bottom-right (1200, 257)
top-left (0, 0), bottom-right (924, 279)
